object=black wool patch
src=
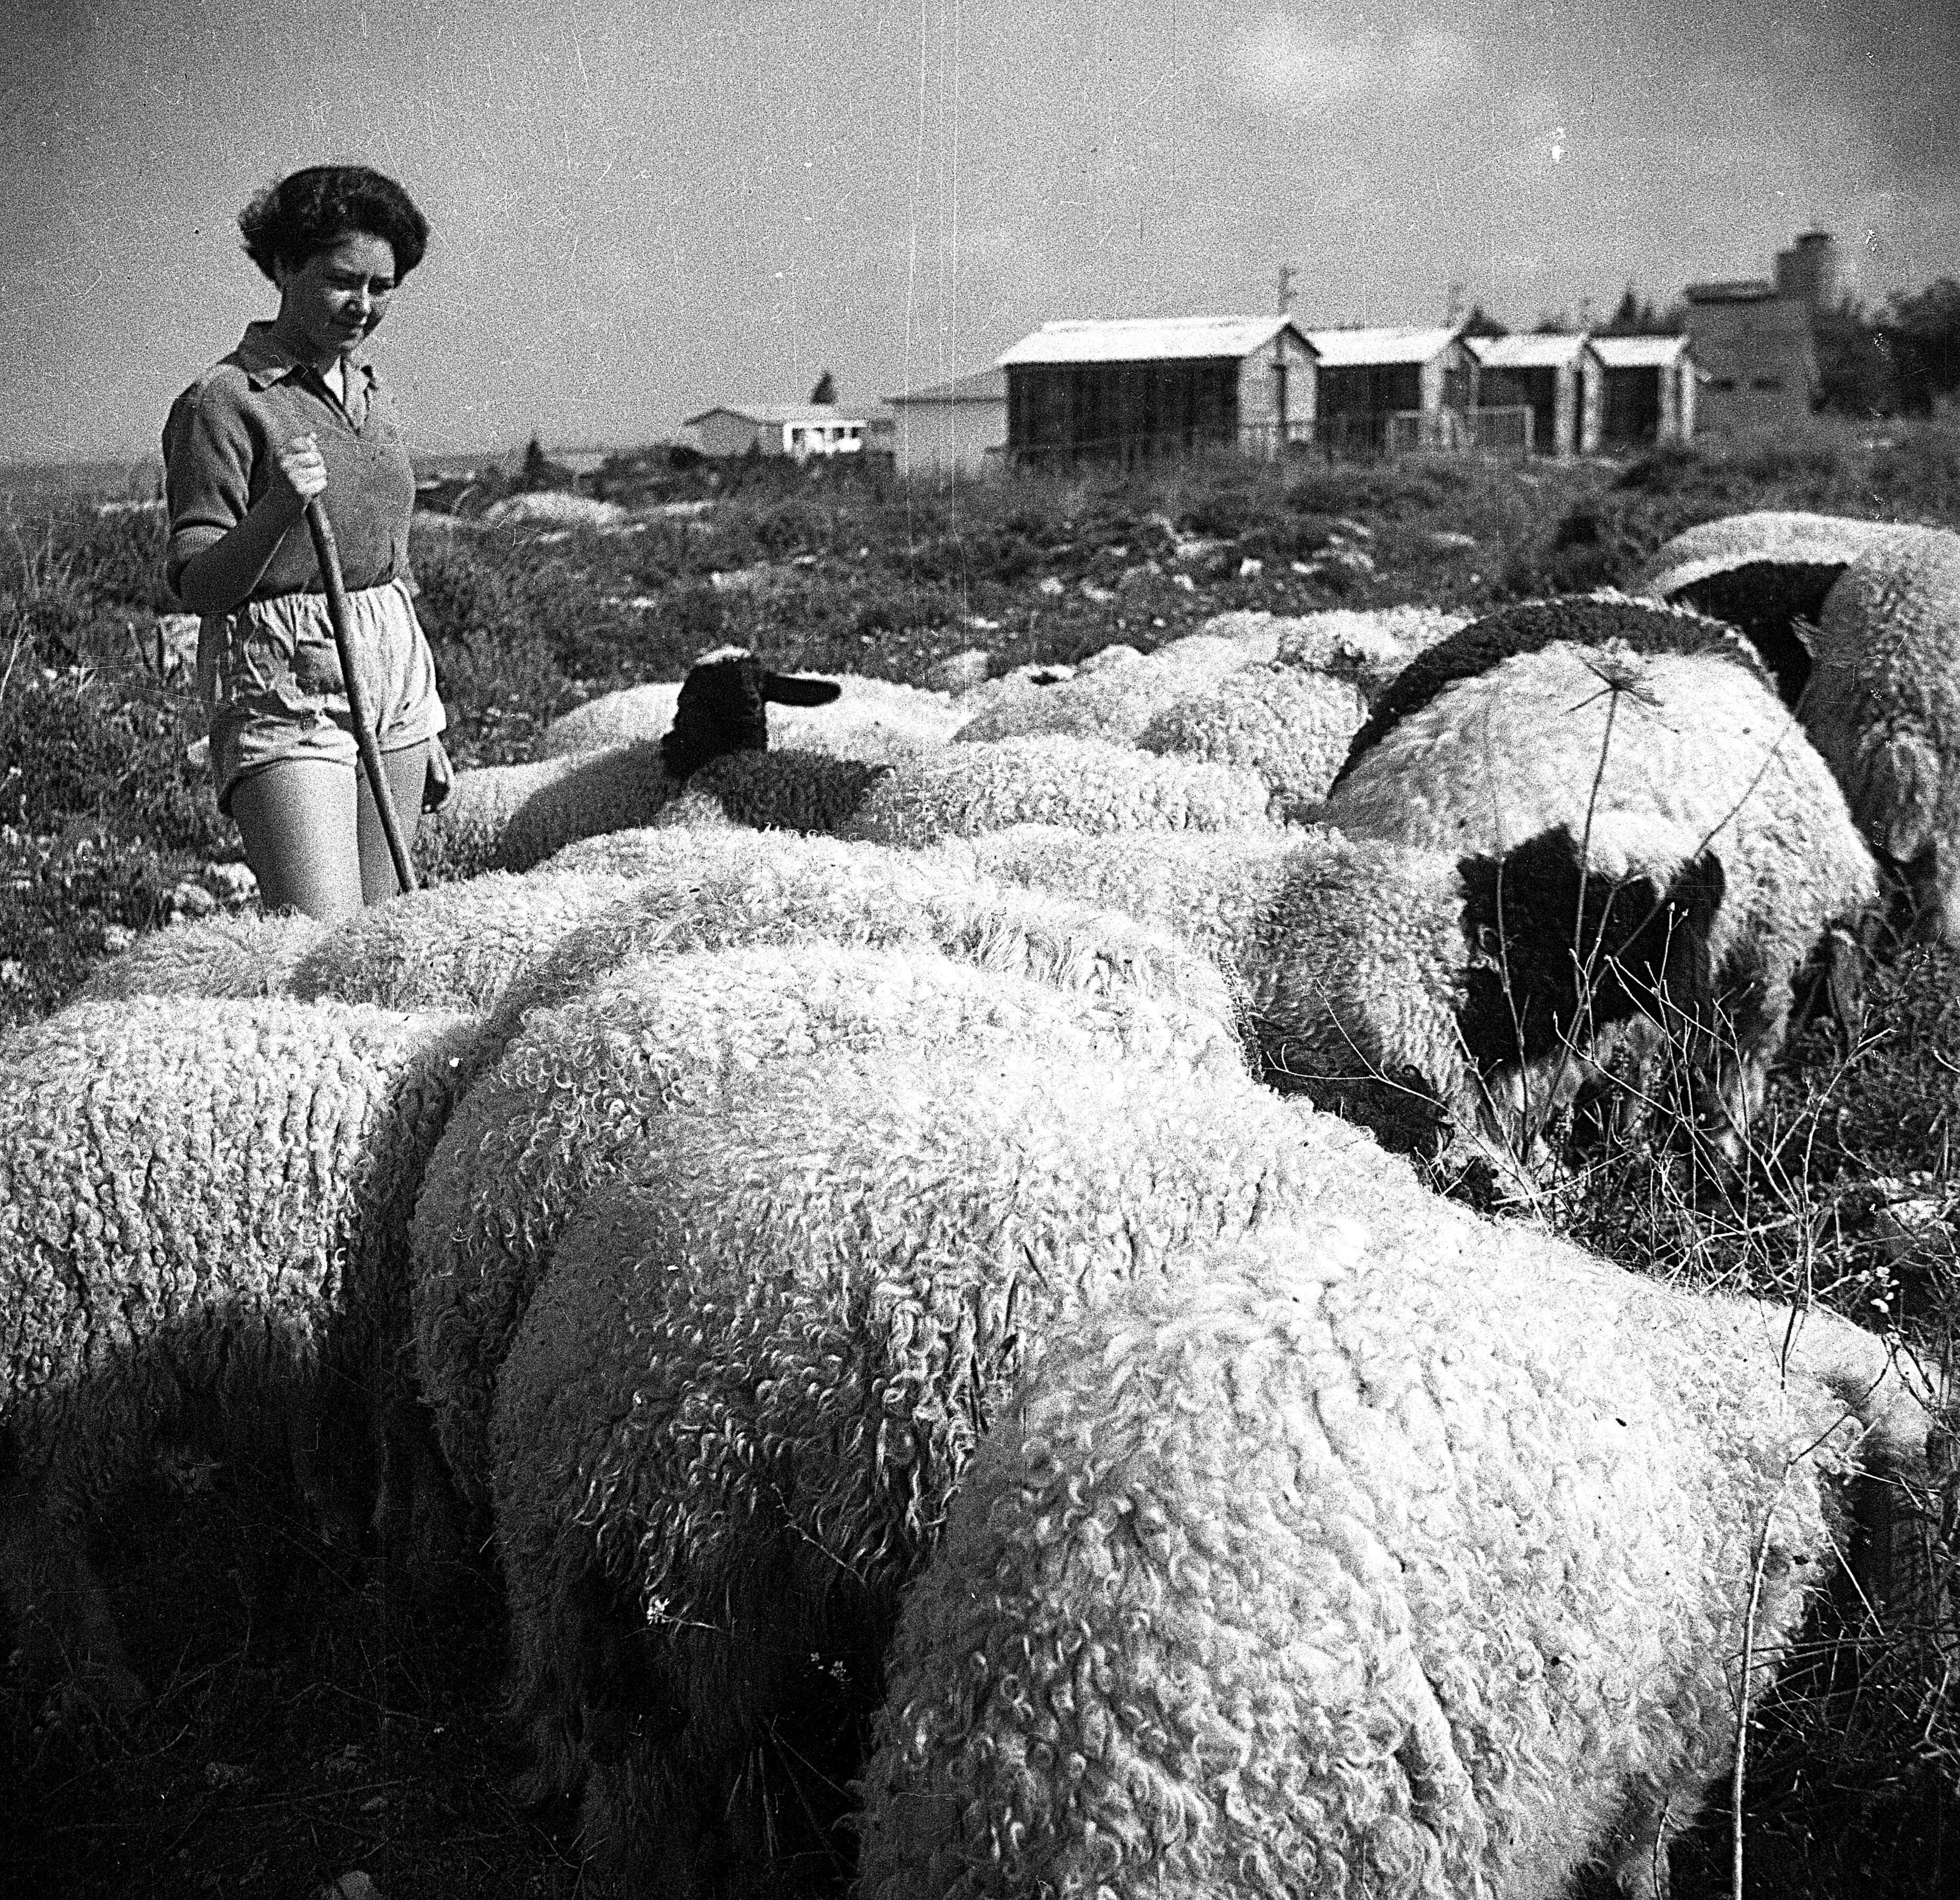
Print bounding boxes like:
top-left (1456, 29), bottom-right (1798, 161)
top-left (1330, 597), bottom-right (1768, 789)
top-left (1454, 826), bottom-right (1725, 1076)
top-left (1671, 562), bottom-right (1846, 707)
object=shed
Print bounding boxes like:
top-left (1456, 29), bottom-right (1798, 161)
top-left (995, 316), bottom-right (1316, 467)
top-left (885, 367), bottom-right (1007, 480)
top-left (1589, 336), bottom-right (1696, 446)
top-left (1466, 333), bottom-right (1606, 457)
top-left (683, 403), bottom-right (869, 460)
top-left (1680, 282), bottom-right (1816, 433)
top-left (1300, 326), bottom-right (1476, 454)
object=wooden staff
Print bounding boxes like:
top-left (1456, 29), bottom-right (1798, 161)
top-left (305, 496), bottom-right (419, 895)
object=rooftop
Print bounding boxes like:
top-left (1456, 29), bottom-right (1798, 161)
top-left (682, 402), bottom-right (865, 426)
top-left (996, 314), bottom-right (1308, 366)
top-left (1590, 335), bottom-right (1692, 367)
top-left (1683, 280), bottom-right (1780, 304)
top-left (885, 367), bottom-right (1008, 404)
top-left (1302, 325), bottom-right (1463, 367)
top-left (1467, 332), bottom-right (1598, 370)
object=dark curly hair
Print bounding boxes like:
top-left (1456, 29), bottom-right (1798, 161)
top-left (237, 165), bottom-right (429, 283)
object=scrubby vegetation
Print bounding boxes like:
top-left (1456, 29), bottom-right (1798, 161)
top-left (5, 420), bottom-right (1960, 1895)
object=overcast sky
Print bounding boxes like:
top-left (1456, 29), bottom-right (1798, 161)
top-left (5, 0), bottom-right (1956, 462)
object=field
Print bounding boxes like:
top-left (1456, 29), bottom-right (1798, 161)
top-left (4, 425), bottom-right (1960, 1896)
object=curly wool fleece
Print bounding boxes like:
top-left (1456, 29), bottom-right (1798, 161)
top-left (861, 1226), bottom-right (1931, 1900)
top-left (415, 939), bottom-right (1246, 1501)
top-left (1, 997), bottom-right (484, 1706)
top-left (488, 1042), bottom-right (1423, 1887)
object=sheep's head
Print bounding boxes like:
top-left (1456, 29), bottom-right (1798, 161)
top-left (659, 646), bottom-right (842, 779)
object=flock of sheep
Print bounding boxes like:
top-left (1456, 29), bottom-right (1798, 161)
top-left (4, 507), bottom-right (1959, 1896)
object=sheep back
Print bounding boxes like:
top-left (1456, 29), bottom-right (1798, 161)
top-left (951, 635), bottom-right (1262, 745)
top-left (73, 908), bottom-right (328, 1004)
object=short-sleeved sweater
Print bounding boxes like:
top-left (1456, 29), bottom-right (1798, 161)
top-left (162, 321), bottom-right (416, 602)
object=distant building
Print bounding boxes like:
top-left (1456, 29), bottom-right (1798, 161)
top-left (885, 367), bottom-right (1007, 479)
top-left (1680, 233), bottom-right (1837, 434)
top-left (1590, 335), bottom-right (1697, 446)
top-left (1300, 326), bottom-right (1476, 454)
top-left (1465, 332), bottom-right (1606, 456)
top-left (996, 316), bottom-right (1316, 466)
top-left (683, 402), bottom-right (869, 458)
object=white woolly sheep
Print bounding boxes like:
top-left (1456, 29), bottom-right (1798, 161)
top-left (487, 1040), bottom-right (1426, 1890)
top-left (859, 1226), bottom-right (1937, 1900)
top-left (418, 917), bottom-right (1248, 1502)
top-left (73, 908), bottom-right (328, 1004)
top-left (958, 821), bottom-right (1730, 1172)
top-left (540, 671), bottom-right (963, 763)
top-left (0, 998), bottom-right (485, 1712)
top-left (1323, 626), bottom-right (1880, 1139)
top-left (1206, 603), bottom-right (1470, 697)
top-left (838, 733), bottom-right (1275, 848)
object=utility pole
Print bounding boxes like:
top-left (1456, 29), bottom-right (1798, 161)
top-left (1277, 264), bottom-right (1296, 314)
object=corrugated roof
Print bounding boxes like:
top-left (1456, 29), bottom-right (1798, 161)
top-left (682, 403), bottom-right (864, 426)
top-left (1467, 333), bottom-right (1596, 370)
top-left (1302, 326), bottom-right (1462, 367)
top-left (885, 367), bottom-right (1007, 404)
top-left (996, 315), bottom-right (1307, 366)
top-left (1591, 336), bottom-right (1691, 367)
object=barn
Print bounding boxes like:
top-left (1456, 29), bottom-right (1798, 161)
top-left (1300, 326), bottom-right (1477, 455)
top-left (995, 316), bottom-right (1316, 467)
top-left (1465, 332), bottom-right (1605, 457)
top-left (885, 368), bottom-right (1007, 480)
top-left (1591, 335), bottom-right (1697, 447)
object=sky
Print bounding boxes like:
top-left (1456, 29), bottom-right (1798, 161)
top-left (5, 0), bottom-right (1957, 463)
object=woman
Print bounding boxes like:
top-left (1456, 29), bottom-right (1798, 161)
top-left (164, 164), bottom-right (448, 919)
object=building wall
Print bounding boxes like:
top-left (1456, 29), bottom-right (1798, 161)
top-left (1683, 296), bottom-right (1817, 432)
top-left (693, 410), bottom-right (772, 457)
top-left (1006, 359), bottom-right (1241, 463)
top-left (894, 399), bottom-right (1008, 479)
top-left (1234, 330), bottom-right (1317, 454)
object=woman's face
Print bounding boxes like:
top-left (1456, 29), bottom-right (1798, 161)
top-left (273, 232), bottom-right (398, 365)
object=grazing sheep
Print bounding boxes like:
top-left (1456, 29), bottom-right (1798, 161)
top-left (1632, 509), bottom-right (1905, 702)
top-left (1323, 633), bottom-right (1880, 1138)
top-left (859, 1228), bottom-right (1937, 1900)
top-left (636, 748), bottom-right (892, 836)
top-left (540, 672), bottom-right (961, 763)
top-left (488, 1042), bottom-right (1425, 1891)
top-left (1333, 591), bottom-right (1769, 786)
top-left (1207, 604), bottom-right (1470, 697)
top-left (0, 998), bottom-right (484, 1711)
top-left (1786, 529), bottom-right (1960, 944)
top-left (73, 908), bottom-right (328, 1004)
top-left (417, 647), bottom-right (846, 878)
top-left (960, 822), bottom-right (1724, 1170)
top-left (839, 734), bottom-right (1275, 848)
top-left (951, 633), bottom-right (1269, 745)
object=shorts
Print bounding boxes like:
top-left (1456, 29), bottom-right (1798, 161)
top-left (199, 578), bottom-right (446, 816)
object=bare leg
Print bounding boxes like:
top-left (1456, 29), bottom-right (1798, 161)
top-left (356, 740), bottom-right (429, 906)
top-left (231, 757), bottom-right (363, 921)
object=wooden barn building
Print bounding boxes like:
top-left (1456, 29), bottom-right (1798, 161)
top-left (1299, 326), bottom-right (1476, 453)
top-left (995, 316), bottom-right (1315, 466)
top-left (1465, 332), bottom-right (1605, 457)
top-left (1590, 335), bottom-right (1697, 446)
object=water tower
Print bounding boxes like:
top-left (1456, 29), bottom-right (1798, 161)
top-left (1775, 231), bottom-right (1840, 313)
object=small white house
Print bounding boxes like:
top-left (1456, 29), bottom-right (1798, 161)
top-left (1299, 326), bottom-right (1475, 452)
top-left (684, 403), bottom-right (868, 460)
top-left (1589, 336), bottom-right (1697, 446)
top-left (885, 367), bottom-right (1008, 479)
top-left (1465, 332), bottom-right (1607, 457)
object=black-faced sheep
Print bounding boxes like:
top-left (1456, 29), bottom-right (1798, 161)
top-left (860, 1228), bottom-right (1941, 1900)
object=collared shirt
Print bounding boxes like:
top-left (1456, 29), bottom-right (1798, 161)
top-left (163, 321), bottom-right (416, 601)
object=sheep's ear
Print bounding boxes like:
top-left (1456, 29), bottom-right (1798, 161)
top-left (1790, 615), bottom-right (1820, 656)
top-left (1858, 735), bottom-right (1939, 866)
top-left (763, 671), bottom-right (842, 707)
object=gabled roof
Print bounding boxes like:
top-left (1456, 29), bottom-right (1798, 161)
top-left (1302, 325), bottom-right (1463, 367)
top-left (996, 315), bottom-right (1310, 367)
top-left (684, 402), bottom-right (865, 427)
top-left (885, 367), bottom-right (1008, 404)
top-left (1590, 335), bottom-right (1692, 368)
top-left (1467, 332), bottom-right (1598, 370)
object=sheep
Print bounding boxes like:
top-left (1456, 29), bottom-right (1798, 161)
top-left (859, 1227), bottom-right (1939, 1900)
top-left (628, 748), bottom-right (893, 836)
top-left (838, 734), bottom-right (1276, 848)
top-left (0, 997), bottom-right (485, 1712)
top-left (416, 647), bottom-right (846, 879)
top-left (1207, 604), bottom-right (1471, 697)
top-left (1779, 528), bottom-right (1960, 944)
top-left (540, 671), bottom-right (962, 764)
top-left (1632, 510), bottom-right (1907, 703)
top-left (951, 633), bottom-right (1270, 745)
top-left (1321, 631), bottom-right (1881, 1141)
top-left (958, 821), bottom-right (1727, 1173)
top-left (418, 919), bottom-right (1248, 1503)
top-left (73, 907), bottom-right (328, 1004)
top-left (487, 1039), bottom-right (1428, 1891)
